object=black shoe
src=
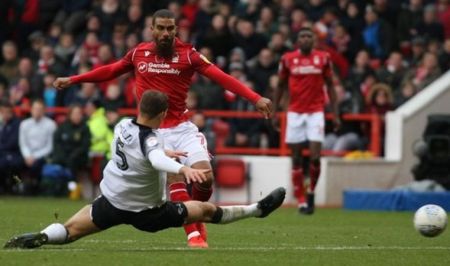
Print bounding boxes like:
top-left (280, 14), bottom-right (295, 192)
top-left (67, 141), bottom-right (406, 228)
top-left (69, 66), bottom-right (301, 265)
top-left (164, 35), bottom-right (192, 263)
top-left (4, 232), bottom-right (48, 249)
top-left (257, 187), bottom-right (286, 218)
top-left (299, 205), bottom-right (314, 215)
top-left (299, 193), bottom-right (315, 215)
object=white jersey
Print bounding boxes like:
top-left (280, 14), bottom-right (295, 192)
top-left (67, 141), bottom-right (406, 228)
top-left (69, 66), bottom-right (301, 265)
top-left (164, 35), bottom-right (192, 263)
top-left (100, 118), bottom-right (177, 212)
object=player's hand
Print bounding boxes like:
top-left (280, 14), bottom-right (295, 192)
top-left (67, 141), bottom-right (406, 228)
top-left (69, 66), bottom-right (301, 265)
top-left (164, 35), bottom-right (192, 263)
top-left (255, 97), bottom-right (273, 119)
top-left (333, 116), bottom-right (342, 132)
top-left (180, 167), bottom-right (211, 184)
top-left (53, 77), bottom-right (72, 90)
top-left (165, 150), bottom-right (187, 160)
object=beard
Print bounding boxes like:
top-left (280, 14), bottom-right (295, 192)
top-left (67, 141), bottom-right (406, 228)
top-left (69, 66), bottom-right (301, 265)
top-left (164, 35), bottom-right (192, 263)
top-left (300, 45), bottom-right (312, 54)
top-left (156, 38), bottom-right (174, 58)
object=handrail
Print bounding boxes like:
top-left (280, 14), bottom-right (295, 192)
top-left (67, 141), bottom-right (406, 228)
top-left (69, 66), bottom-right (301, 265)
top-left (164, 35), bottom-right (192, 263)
top-left (14, 107), bottom-right (381, 157)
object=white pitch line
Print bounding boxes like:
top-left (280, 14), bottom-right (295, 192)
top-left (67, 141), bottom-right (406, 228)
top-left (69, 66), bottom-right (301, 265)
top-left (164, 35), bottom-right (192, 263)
top-left (3, 246), bottom-right (450, 252)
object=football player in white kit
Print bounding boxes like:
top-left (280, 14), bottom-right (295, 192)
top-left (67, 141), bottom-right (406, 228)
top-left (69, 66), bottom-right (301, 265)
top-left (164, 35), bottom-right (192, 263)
top-left (4, 90), bottom-right (285, 249)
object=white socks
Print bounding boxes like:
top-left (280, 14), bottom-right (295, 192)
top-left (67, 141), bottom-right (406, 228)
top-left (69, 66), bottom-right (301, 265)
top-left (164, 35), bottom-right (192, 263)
top-left (218, 204), bottom-right (262, 224)
top-left (41, 223), bottom-right (68, 244)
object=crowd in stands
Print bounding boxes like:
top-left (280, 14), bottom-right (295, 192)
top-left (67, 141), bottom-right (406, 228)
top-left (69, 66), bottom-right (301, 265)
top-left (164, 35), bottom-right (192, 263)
top-left (0, 0), bottom-right (449, 195)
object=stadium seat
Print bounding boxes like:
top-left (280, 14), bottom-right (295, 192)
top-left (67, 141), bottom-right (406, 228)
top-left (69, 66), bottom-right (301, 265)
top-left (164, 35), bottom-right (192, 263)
top-left (214, 157), bottom-right (250, 203)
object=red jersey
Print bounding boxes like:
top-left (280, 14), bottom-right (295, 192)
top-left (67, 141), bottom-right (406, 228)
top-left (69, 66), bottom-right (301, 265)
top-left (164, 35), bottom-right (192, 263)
top-left (71, 38), bottom-right (261, 128)
top-left (278, 49), bottom-right (332, 113)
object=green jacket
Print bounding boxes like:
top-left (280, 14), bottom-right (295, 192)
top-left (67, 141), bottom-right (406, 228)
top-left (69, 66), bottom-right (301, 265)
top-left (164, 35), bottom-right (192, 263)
top-left (87, 108), bottom-right (113, 159)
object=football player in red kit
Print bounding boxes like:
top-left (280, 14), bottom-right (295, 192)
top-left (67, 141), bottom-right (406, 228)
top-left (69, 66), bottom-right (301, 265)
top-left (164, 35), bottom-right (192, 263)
top-left (53, 9), bottom-right (272, 248)
top-left (273, 27), bottom-right (340, 215)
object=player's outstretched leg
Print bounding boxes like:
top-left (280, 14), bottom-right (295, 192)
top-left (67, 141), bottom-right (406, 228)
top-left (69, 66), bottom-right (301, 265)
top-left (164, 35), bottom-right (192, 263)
top-left (184, 187), bottom-right (286, 226)
top-left (4, 205), bottom-right (100, 249)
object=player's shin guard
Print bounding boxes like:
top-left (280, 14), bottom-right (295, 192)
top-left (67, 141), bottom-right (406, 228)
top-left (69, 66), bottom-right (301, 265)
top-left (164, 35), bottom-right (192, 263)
top-left (169, 182), bottom-right (200, 240)
top-left (292, 168), bottom-right (305, 205)
top-left (192, 183), bottom-right (213, 202)
top-left (309, 161), bottom-right (321, 192)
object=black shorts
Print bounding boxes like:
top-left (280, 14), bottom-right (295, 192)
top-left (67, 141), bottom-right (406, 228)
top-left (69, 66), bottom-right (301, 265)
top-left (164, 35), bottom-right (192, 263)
top-left (91, 195), bottom-right (188, 233)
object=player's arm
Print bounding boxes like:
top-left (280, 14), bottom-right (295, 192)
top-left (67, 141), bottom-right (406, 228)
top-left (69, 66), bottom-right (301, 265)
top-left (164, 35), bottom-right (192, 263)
top-left (53, 50), bottom-right (135, 89)
top-left (191, 50), bottom-right (272, 118)
top-left (271, 76), bottom-right (288, 130)
top-left (272, 56), bottom-right (289, 129)
top-left (324, 66), bottom-right (342, 131)
top-left (148, 149), bottom-right (209, 184)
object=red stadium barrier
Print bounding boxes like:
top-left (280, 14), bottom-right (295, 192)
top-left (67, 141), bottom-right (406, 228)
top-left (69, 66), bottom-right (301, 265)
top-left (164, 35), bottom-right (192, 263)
top-left (14, 107), bottom-right (381, 157)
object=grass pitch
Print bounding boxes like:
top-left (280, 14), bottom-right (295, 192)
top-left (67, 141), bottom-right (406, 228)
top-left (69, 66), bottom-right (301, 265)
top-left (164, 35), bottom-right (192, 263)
top-left (0, 197), bottom-right (449, 266)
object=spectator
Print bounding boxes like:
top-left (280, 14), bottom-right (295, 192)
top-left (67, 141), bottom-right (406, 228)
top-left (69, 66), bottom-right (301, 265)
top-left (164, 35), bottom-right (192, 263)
top-left (198, 14), bottom-right (236, 58)
top-left (105, 106), bottom-right (121, 131)
top-left (256, 6), bottom-right (279, 40)
top-left (396, 0), bottom-right (424, 50)
top-left (403, 52), bottom-right (441, 91)
top-left (365, 82), bottom-right (394, 154)
top-left (103, 83), bottom-right (125, 111)
top-left (0, 41), bottom-right (20, 84)
top-left (268, 32), bottom-right (291, 61)
top-left (182, 0), bottom-right (199, 26)
top-left (54, 32), bottom-right (77, 65)
top-left (53, 0), bottom-right (91, 34)
top-left (437, 0), bottom-right (450, 39)
top-left (0, 100), bottom-right (24, 194)
top-left (394, 80), bottom-right (418, 108)
top-left (37, 45), bottom-right (67, 76)
top-left (9, 78), bottom-right (31, 109)
top-left (48, 104), bottom-right (90, 176)
top-left (290, 8), bottom-right (309, 39)
top-left (414, 4), bottom-right (445, 42)
top-left (14, 57), bottom-right (43, 99)
top-left (126, 4), bottom-right (144, 36)
top-left (233, 18), bottom-right (268, 60)
top-left (324, 84), bottom-right (363, 152)
top-left (376, 51), bottom-right (407, 91)
top-left (72, 82), bottom-right (101, 106)
top-left (248, 48), bottom-right (278, 96)
top-left (439, 38), bottom-right (450, 72)
top-left (304, 0), bottom-right (326, 22)
top-left (23, 31), bottom-right (47, 62)
top-left (227, 81), bottom-right (262, 148)
top-left (362, 6), bottom-right (393, 59)
top-left (111, 31), bottom-right (127, 59)
top-left (85, 100), bottom-right (113, 159)
top-left (409, 36), bottom-right (427, 67)
top-left (347, 50), bottom-right (374, 93)
top-left (340, 1), bottom-right (365, 60)
top-left (331, 24), bottom-right (351, 56)
top-left (93, 0), bottom-right (125, 42)
top-left (19, 99), bottom-right (57, 194)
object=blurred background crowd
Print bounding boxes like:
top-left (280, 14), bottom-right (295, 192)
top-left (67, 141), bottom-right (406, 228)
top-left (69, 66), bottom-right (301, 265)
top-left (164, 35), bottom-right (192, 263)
top-left (0, 0), bottom-right (449, 195)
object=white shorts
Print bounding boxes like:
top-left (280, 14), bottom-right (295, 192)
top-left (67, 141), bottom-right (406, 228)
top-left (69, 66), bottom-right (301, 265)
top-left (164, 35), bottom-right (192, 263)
top-left (156, 121), bottom-right (209, 167)
top-left (285, 111), bottom-right (325, 144)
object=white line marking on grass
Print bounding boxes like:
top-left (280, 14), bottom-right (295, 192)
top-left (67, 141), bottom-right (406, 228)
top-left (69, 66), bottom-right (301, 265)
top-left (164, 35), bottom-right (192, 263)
top-left (4, 245), bottom-right (450, 252)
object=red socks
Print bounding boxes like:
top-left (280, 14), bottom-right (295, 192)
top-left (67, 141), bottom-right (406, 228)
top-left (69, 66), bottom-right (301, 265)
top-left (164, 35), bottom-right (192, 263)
top-left (192, 183), bottom-right (213, 202)
top-left (309, 162), bottom-right (321, 192)
top-left (292, 168), bottom-right (305, 204)
top-left (169, 182), bottom-right (199, 239)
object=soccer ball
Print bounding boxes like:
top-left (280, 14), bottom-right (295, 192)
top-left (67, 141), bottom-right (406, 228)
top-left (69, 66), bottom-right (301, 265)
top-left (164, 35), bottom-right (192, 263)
top-left (414, 204), bottom-right (447, 237)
